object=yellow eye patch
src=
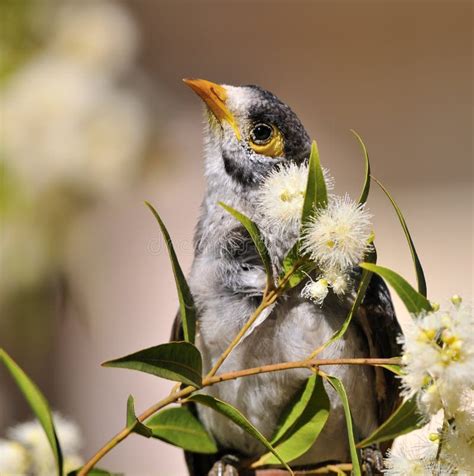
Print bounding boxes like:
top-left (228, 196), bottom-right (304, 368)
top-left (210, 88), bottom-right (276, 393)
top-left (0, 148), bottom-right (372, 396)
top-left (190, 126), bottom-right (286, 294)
top-left (249, 125), bottom-right (285, 158)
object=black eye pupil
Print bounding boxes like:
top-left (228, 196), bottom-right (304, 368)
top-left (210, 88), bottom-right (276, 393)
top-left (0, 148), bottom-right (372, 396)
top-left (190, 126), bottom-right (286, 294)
top-left (251, 124), bottom-right (273, 143)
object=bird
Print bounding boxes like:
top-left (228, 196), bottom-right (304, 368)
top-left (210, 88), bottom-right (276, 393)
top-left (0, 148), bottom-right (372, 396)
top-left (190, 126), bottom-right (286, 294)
top-left (171, 79), bottom-right (403, 475)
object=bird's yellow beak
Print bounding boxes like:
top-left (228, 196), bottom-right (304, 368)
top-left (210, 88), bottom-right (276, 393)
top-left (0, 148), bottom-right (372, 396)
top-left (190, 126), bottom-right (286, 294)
top-left (183, 78), bottom-right (241, 140)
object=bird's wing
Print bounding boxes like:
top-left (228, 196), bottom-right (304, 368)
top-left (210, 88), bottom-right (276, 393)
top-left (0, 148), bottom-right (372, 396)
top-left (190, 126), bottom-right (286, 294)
top-left (356, 272), bottom-right (403, 425)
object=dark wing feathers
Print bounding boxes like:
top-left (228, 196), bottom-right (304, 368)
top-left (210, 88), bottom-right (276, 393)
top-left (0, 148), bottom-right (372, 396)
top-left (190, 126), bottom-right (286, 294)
top-left (357, 272), bottom-right (403, 424)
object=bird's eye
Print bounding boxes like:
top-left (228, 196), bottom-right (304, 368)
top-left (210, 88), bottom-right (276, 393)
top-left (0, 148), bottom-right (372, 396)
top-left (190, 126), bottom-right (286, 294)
top-left (250, 123), bottom-right (274, 145)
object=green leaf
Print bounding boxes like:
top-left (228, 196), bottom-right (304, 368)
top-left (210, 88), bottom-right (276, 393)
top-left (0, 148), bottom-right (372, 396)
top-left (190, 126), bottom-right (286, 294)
top-left (146, 406), bottom-right (218, 453)
top-left (379, 364), bottom-right (403, 376)
top-left (219, 202), bottom-right (274, 288)
top-left (0, 349), bottom-right (63, 476)
top-left (372, 177), bottom-right (427, 297)
top-left (326, 376), bottom-right (361, 476)
top-left (68, 469), bottom-right (117, 476)
top-left (253, 374), bottom-right (330, 466)
top-left (280, 243), bottom-right (316, 289)
top-left (359, 263), bottom-right (432, 315)
top-left (310, 250), bottom-right (376, 357)
top-left (103, 342), bottom-right (202, 388)
top-left (350, 130), bottom-right (371, 205)
top-left (357, 397), bottom-right (424, 448)
top-left (126, 395), bottom-right (152, 437)
top-left (188, 394), bottom-right (293, 474)
top-left (302, 141), bottom-right (327, 225)
top-left (145, 201), bottom-right (196, 343)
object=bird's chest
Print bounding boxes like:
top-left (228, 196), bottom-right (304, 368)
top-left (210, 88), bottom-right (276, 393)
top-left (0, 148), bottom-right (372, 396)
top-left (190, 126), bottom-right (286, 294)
top-left (195, 298), bottom-right (378, 463)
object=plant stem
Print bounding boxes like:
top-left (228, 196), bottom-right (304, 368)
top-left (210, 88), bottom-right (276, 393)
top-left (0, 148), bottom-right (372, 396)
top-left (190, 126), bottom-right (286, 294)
top-left (204, 357), bottom-right (400, 385)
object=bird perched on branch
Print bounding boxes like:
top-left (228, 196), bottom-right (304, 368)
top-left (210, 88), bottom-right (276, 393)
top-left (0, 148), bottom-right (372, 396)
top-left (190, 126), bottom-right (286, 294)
top-left (172, 79), bottom-right (402, 475)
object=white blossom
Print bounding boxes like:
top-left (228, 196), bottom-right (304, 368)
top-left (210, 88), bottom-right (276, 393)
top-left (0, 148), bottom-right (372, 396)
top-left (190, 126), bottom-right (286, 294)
top-left (0, 439), bottom-right (29, 475)
top-left (50, 0), bottom-right (138, 76)
top-left (384, 440), bottom-right (454, 475)
top-left (256, 162), bottom-right (333, 235)
top-left (7, 414), bottom-right (82, 476)
top-left (301, 194), bottom-right (373, 273)
top-left (301, 278), bottom-right (329, 305)
top-left (398, 301), bottom-right (474, 418)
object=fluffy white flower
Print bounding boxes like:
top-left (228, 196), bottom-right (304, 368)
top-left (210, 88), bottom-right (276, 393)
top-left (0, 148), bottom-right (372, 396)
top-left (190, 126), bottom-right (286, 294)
top-left (440, 422), bottom-right (474, 474)
top-left (7, 414), bottom-right (82, 476)
top-left (50, 0), bottom-right (138, 75)
top-left (384, 441), bottom-right (454, 475)
top-left (398, 301), bottom-right (474, 417)
top-left (2, 55), bottom-right (148, 195)
top-left (301, 194), bottom-right (373, 273)
top-left (0, 440), bottom-right (29, 475)
top-left (301, 278), bottom-right (329, 305)
top-left (256, 162), bottom-right (333, 235)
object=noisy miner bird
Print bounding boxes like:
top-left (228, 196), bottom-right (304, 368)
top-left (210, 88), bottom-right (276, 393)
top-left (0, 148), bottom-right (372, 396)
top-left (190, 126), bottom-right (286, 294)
top-left (171, 79), bottom-right (402, 475)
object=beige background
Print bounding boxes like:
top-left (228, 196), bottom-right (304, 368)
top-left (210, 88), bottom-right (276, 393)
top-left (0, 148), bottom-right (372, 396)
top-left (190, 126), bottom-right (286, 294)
top-left (3, 1), bottom-right (473, 475)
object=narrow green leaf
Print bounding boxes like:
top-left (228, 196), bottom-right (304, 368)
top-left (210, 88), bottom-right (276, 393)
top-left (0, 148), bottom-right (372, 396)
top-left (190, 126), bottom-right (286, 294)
top-left (0, 349), bottom-right (63, 476)
top-left (350, 130), bottom-right (371, 205)
top-left (359, 263), bottom-right (432, 314)
top-left (68, 468), bottom-right (117, 476)
top-left (301, 140), bottom-right (328, 225)
top-left (219, 202), bottom-right (274, 288)
top-left (311, 250), bottom-right (376, 357)
top-left (372, 177), bottom-right (427, 297)
top-left (145, 201), bottom-right (196, 343)
top-left (146, 406), bottom-right (218, 454)
top-left (326, 376), bottom-right (361, 476)
top-left (357, 397), bottom-right (424, 448)
top-left (103, 342), bottom-right (202, 388)
top-left (253, 374), bottom-right (330, 466)
top-left (379, 364), bottom-right (403, 376)
top-left (188, 394), bottom-right (293, 474)
top-left (126, 395), bottom-right (152, 437)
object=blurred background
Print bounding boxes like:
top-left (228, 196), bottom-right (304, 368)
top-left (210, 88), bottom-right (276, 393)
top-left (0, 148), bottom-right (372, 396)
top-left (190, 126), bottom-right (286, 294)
top-left (0, 0), bottom-right (472, 474)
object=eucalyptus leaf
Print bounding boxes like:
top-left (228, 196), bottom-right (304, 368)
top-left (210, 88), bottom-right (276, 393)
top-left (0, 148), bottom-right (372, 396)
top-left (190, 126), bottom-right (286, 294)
top-left (357, 397), bottom-right (424, 448)
top-left (359, 263), bottom-right (432, 315)
top-left (302, 141), bottom-right (327, 222)
top-left (103, 342), bottom-right (202, 388)
top-left (350, 130), bottom-right (371, 205)
top-left (146, 406), bottom-right (218, 453)
top-left (0, 349), bottom-right (63, 476)
top-left (219, 202), bottom-right (274, 289)
top-left (326, 376), bottom-right (361, 476)
top-left (188, 394), bottom-right (293, 474)
top-left (379, 364), bottom-right (403, 376)
top-left (253, 374), bottom-right (330, 466)
top-left (145, 201), bottom-right (196, 343)
top-left (68, 469), bottom-right (118, 476)
top-left (372, 177), bottom-right (427, 297)
top-left (126, 395), bottom-right (152, 437)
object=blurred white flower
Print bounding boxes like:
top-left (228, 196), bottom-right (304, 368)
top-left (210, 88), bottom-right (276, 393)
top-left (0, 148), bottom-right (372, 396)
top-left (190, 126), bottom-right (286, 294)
top-left (7, 413), bottom-right (82, 476)
top-left (0, 439), bottom-right (29, 475)
top-left (2, 55), bottom-right (148, 195)
top-left (301, 278), bottom-right (329, 305)
top-left (301, 194), bottom-right (372, 273)
top-left (399, 300), bottom-right (474, 417)
top-left (50, 0), bottom-right (138, 76)
top-left (256, 163), bottom-right (334, 235)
